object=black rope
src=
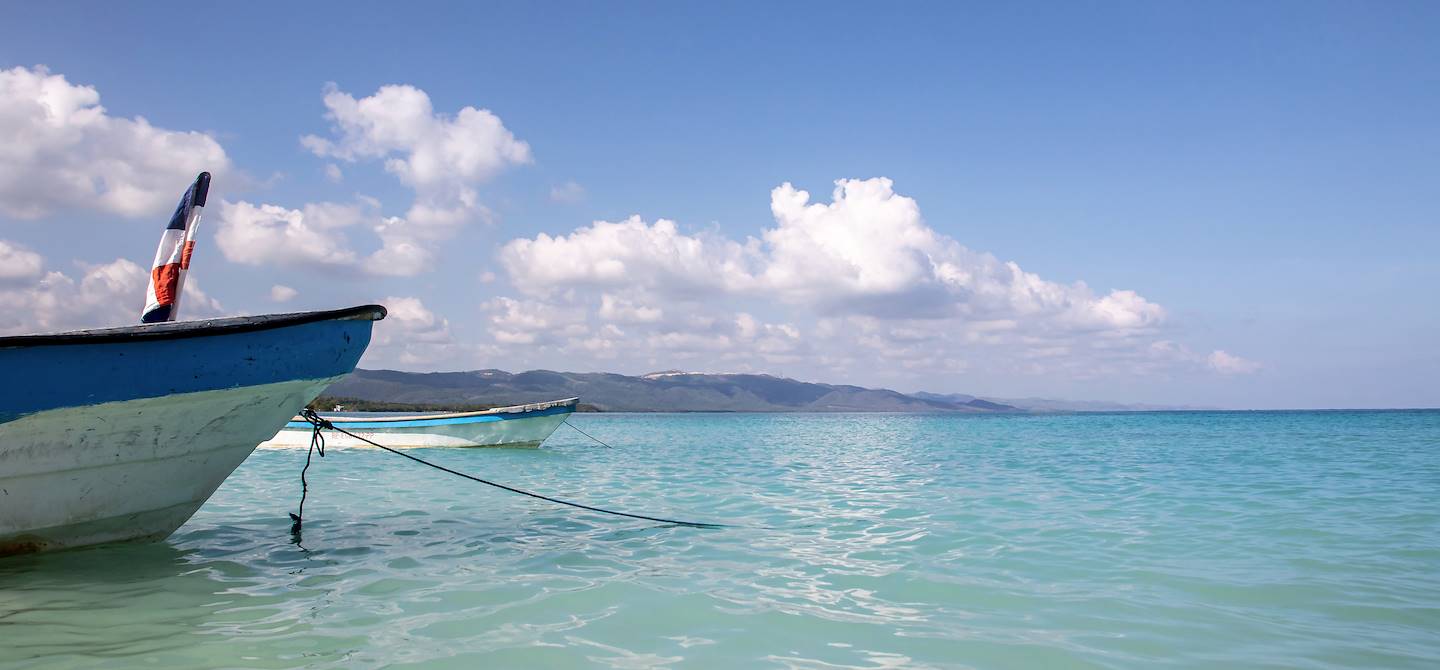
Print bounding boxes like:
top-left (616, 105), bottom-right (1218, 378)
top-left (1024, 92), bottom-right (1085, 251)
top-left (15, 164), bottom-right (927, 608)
top-left (563, 419), bottom-right (614, 448)
top-left (289, 409), bottom-right (327, 537)
top-left (298, 412), bottom-right (725, 529)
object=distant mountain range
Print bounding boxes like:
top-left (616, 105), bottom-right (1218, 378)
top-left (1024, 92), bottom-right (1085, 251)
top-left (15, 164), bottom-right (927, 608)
top-left (909, 392), bottom-right (1207, 413)
top-left (323, 369), bottom-right (1198, 413)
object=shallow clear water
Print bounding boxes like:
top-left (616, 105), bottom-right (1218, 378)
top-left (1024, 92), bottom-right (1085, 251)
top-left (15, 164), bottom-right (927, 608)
top-left (3, 411), bottom-right (1438, 669)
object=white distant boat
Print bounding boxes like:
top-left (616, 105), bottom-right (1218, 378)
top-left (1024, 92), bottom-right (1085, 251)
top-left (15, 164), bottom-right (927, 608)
top-left (261, 397), bottom-right (580, 449)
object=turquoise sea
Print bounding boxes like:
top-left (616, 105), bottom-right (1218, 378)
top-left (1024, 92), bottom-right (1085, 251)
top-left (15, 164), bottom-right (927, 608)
top-left (2, 411), bottom-right (1438, 669)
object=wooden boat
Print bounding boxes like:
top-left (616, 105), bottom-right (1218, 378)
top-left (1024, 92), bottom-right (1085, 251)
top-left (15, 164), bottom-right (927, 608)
top-left (0, 305), bottom-right (386, 556)
top-left (262, 397), bottom-right (579, 449)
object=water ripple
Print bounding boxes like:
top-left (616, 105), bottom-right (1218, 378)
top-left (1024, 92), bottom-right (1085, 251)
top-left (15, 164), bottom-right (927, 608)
top-left (2, 411), bottom-right (1438, 668)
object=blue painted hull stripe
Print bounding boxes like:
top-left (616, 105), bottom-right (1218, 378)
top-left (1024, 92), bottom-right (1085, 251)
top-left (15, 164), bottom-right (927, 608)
top-left (283, 404), bottom-right (575, 430)
top-left (0, 318), bottom-right (374, 420)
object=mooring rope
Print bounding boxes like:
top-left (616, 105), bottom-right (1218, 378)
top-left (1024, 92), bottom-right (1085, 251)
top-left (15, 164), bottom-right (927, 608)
top-left (289, 413), bottom-right (327, 535)
top-left (296, 409), bottom-right (725, 529)
top-left (563, 418), bottom-right (615, 448)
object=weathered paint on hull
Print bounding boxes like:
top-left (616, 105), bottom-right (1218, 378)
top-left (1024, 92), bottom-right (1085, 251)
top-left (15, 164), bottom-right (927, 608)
top-left (0, 306), bottom-right (385, 556)
top-left (261, 410), bottom-right (572, 449)
top-left (0, 377), bottom-right (339, 555)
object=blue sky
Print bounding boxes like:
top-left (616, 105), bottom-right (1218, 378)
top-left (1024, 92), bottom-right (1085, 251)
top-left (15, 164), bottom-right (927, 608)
top-left (1, 2), bottom-right (1437, 408)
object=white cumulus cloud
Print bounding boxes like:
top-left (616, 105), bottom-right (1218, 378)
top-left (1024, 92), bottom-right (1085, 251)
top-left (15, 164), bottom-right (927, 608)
top-left (500, 178), bottom-right (1164, 331)
top-left (483, 296), bottom-right (587, 345)
top-left (0, 253), bottom-right (227, 336)
top-left (1208, 350), bottom-right (1261, 375)
top-left (230, 82), bottom-right (529, 276)
top-left (270, 284), bottom-right (298, 302)
top-left (301, 82), bottom-right (530, 235)
top-left (0, 258), bottom-right (145, 334)
top-left (598, 293), bottom-right (663, 323)
top-left (214, 199), bottom-right (431, 276)
top-left (0, 65), bottom-right (228, 220)
top-left (763, 179), bottom-right (1166, 328)
top-left (178, 278), bottom-right (225, 318)
top-left (0, 239), bottom-right (44, 283)
top-left (549, 180), bottom-right (585, 203)
top-left (215, 200), bottom-right (361, 269)
top-left (471, 178), bottom-right (1236, 382)
top-left (499, 216), bottom-right (754, 296)
top-left (364, 296), bottom-right (456, 366)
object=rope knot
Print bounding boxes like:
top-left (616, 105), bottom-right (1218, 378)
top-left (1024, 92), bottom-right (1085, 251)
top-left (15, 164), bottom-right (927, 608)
top-left (300, 408), bottom-right (333, 430)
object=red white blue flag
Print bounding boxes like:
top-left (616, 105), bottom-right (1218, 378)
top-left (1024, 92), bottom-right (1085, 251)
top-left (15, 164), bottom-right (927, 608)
top-left (142, 172), bottom-right (210, 323)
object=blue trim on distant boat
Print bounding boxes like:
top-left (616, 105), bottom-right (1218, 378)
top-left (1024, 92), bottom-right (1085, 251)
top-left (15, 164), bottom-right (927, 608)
top-left (283, 404), bottom-right (575, 430)
top-left (0, 317), bottom-right (375, 423)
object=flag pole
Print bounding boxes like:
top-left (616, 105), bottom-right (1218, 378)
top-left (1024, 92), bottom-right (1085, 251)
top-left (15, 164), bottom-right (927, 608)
top-left (173, 172), bottom-right (210, 319)
top-left (141, 172), bottom-right (210, 323)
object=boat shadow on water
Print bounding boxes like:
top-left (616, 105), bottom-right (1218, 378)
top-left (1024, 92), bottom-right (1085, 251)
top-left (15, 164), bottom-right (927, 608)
top-left (0, 541), bottom-right (271, 661)
top-left (0, 539), bottom-right (207, 587)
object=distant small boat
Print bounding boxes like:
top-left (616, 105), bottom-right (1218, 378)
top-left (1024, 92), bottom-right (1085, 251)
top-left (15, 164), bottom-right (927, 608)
top-left (0, 306), bottom-right (386, 556)
top-left (262, 397), bottom-right (579, 449)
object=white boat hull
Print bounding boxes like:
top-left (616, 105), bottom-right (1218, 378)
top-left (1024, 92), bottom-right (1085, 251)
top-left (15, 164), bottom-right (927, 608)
top-left (0, 377), bottom-right (338, 554)
top-left (261, 408), bottom-right (572, 449)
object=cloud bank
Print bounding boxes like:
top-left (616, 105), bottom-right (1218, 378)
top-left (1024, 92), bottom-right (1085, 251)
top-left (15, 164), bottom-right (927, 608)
top-left (502, 179), bottom-right (1165, 329)
top-left (0, 66), bottom-right (228, 220)
top-left (0, 241), bottom-right (223, 335)
top-left (483, 178), bottom-right (1245, 381)
top-left (216, 82), bottom-right (530, 276)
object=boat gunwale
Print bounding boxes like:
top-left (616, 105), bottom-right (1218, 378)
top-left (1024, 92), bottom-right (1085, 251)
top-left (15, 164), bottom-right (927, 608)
top-left (0, 305), bottom-right (387, 348)
top-left (308, 397), bottom-right (580, 424)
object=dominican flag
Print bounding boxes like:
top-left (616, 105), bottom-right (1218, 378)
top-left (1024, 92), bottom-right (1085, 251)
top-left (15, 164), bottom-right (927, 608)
top-left (141, 172), bottom-right (210, 323)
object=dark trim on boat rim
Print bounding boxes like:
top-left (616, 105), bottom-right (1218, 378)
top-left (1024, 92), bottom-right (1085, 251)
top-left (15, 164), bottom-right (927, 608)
top-left (0, 305), bottom-right (388, 348)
